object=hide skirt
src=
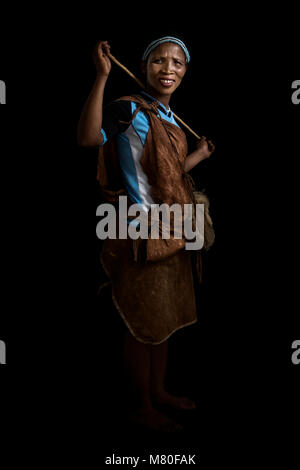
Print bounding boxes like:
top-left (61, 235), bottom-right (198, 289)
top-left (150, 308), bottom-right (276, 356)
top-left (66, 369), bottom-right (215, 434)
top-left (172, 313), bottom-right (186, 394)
top-left (100, 237), bottom-right (198, 344)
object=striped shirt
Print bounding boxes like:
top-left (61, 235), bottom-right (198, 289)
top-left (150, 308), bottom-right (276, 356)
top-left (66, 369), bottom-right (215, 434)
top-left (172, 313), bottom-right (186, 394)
top-left (100, 91), bottom-right (180, 212)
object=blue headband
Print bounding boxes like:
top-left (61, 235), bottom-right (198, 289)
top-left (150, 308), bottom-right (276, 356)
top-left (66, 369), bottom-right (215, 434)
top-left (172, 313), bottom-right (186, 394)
top-left (142, 36), bottom-right (190, 64)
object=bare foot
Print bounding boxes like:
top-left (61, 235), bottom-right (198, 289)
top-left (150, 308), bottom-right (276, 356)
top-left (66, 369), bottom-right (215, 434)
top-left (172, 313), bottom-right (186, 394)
top-left (153, 392), bottom-right (197, 411)
top-left (127, 406), bottom-right (183, 432)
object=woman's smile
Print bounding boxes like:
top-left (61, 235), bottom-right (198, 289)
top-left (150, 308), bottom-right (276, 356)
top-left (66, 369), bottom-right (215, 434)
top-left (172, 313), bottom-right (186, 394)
top-left (158, 78), bottom-right (176, 88)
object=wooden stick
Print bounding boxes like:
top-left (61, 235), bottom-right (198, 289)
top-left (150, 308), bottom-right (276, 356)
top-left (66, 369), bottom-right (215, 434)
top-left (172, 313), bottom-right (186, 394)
top-left (171, 113), bottom-right (201, 140)
top-left (108, 52), bottom-right (201, 140)
top-left (108, 53), bottom-right (145, 89)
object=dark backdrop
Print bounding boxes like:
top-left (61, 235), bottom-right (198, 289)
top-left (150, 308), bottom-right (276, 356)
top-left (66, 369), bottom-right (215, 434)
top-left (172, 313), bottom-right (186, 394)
top-left (70, 22), bottom-right (300, 454)
top-left (1, 8), bottom-right (299, 465)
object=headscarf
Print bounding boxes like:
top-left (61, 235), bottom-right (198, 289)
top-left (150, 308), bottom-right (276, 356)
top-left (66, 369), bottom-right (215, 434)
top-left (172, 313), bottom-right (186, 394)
top-left (142, 36), bottom-right (190, 64)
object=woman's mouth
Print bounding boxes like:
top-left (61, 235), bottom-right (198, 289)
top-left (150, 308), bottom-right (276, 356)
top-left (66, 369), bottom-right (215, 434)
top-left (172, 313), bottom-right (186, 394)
top-left (159, 78), bottom-right (175, 88)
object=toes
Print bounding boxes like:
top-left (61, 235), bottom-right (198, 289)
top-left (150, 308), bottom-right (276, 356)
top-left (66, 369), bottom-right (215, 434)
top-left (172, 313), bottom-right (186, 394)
top-left (160, 420), bottom-right (183, 433)
top-left (181, 398), bottom-right (196, 409)
top-left (173, 397), bottom-right (196, 410)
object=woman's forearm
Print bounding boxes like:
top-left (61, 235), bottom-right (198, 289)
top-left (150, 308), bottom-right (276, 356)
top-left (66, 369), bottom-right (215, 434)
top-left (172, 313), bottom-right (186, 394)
top-left (77, 74), bottom-right (107, 147)
top-left (184, 149), bottom-right (205, 172)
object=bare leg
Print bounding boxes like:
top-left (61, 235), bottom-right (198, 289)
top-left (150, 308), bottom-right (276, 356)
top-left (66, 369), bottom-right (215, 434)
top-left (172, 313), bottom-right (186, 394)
top-left (151, 340), bottom-right (196, 410)
top-left (123, 332), bottom-right (181, 431)
top-left (123, 331), bottom-right (152, 411)
top-left (150, 340), bottom-right (168, 398)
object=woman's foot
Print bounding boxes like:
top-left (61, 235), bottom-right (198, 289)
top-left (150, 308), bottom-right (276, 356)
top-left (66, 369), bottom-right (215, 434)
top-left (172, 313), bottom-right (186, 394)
top-left (153, 391), bottom-right (197, 411)
top-left (127, 406), bottom-right (183, 432)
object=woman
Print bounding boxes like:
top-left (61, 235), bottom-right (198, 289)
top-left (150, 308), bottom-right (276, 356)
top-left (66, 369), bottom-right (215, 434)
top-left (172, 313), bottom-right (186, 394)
top-left (78, 37), bottom-right (215, 432)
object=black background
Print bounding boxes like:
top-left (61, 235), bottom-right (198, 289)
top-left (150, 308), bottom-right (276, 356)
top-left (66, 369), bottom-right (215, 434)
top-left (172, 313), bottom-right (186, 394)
top-left (1, 6), bottom-right (299, 466)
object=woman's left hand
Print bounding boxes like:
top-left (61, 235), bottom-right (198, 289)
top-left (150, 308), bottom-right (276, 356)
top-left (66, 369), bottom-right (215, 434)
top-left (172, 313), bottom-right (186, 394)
top-left (196, 136), bottom-right (215, 160)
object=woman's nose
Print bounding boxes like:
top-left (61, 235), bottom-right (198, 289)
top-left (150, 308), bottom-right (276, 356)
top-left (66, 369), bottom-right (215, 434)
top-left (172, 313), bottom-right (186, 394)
top-left (161, 61), bottom-right (174, 73)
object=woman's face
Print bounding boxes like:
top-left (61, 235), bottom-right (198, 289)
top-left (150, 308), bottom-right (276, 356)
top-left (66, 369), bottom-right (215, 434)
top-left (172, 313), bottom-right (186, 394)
top-left (142, 42), bottom-right (187, 99)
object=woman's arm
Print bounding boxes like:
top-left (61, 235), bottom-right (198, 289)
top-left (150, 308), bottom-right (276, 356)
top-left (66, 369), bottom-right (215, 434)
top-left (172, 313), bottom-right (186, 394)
top-left (184, 136), bottom-right (215, 172)
top-left (77, 41), bottom-right (111, 147)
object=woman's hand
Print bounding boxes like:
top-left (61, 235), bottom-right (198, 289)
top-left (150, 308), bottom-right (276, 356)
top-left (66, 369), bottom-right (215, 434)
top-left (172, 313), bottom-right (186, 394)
top-left (196, 136), bottom-right (215, 160)
top-left (184, 136), bottom-right (215, 171)
top-left (92, 40), bottom-right (112, 77)
top-left (77, 41), bottom-right (111, 147)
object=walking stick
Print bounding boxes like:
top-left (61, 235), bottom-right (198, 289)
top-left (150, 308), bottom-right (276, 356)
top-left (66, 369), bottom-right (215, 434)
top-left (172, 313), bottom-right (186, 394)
top-left (108, 52), bottom-right (201, 140)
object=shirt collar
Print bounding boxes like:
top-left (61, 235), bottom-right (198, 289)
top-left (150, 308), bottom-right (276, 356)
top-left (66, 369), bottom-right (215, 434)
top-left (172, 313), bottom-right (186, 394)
top-left (139, 90), bottom-right (171, 115)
